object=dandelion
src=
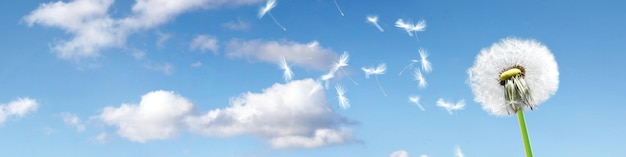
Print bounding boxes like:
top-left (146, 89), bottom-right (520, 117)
top-left (414, 68), bottom-right (427, 88)
top-left (362, 63), bottom-right (387, 96)
top-left (367, 15), bottom-right (384, 32)
top-left (418, 48), bottom-right (432, 73)
top-left (333, 0), bottom-right (344, 16)
top-left (468, 37), bottom-right (559, 157)
top-left (436, 98), bottom-right (465, 115)
top-left (278, 56), bottom-right (293, 82)
top-left (409, 96), bottom-right (425, 111)
top-left (258, 0), bottom-right (286, 31)
top-left (335, 85), bottom-right (350, 109)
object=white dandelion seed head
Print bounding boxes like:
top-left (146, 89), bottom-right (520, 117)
top-left (418, 48), bottom-right (432, 73)
top-left (335, 85), bottom-right (350, 109)
top-left (468, 37), bottom-right (559, 116)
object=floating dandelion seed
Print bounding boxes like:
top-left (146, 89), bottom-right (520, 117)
top-left (367, 15), bottom-right (384, 32)
top-left (258, 0), bottom-right (286, 31)
top-left (418, 48), bottom-right (432, 73)
top-left (395, 18), bottom-right (413, 36)
top-left (362, 63), bottom-right (387, 96)
top-left (333, 52), bottom-right (358, 85)
top-left (409, 96), bottom-right (425, 111)
top-left (468, 37), bottom-right (559, 157)
top-left (320, 72), bottom-right (334, 89)
top-left (436, 98), bottom-right (465, 115)
top-left (455, 145), bottom-right (464, 157)
top-left (333, 0), bottom-right (344, 16)
top-left (335, 84), bottom-right (350, 109)
top-left (413, 68), bottom-right (427, 88)
top-left (395, 18), bottom-right (427, 41)
top-left (278, 56), bottom-right (293, 82)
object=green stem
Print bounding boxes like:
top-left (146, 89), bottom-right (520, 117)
top-left (517, 110), bottom-right (533, 157)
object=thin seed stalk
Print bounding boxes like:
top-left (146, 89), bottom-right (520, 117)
top-left (517, 110), bottom-right (533, 157)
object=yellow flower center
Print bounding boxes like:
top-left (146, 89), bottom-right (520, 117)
top-left (500, 68), bottom-right (522, 81)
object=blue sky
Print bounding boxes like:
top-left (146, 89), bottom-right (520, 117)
top-left (1, 0), bottom-right (625, 157)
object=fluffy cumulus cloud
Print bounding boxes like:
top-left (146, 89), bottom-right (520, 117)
top-left (225, 39), bottom-right (338, 71)
top-left (0, 98), bottom-right (39, 124)
top-left (99, 90), bottom-right (194, 142)
top-left (98, 79), bottom-right (354, 148)
top-left (24, 0), bottom-right (262, 61)
top-left (190, 35), bottom-right (219, 53)
top-left (185, 79), bottom-right (354, 148)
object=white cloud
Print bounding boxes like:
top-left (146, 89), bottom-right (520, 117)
top-left (61, 113), bottom-right (86, 132)
top-left (390, 150), bottom-right (410, 157)
top-left (190, 35), bottom-right (219, 53)
top-left (98, 79), bottom-right (354, 148)
top-left (23, 0), bottom-right (120, 60)
top-left (185, 79), bottom-right (355, 148)
top-left (99, 90), bottom-right (194, 142)
top-left (0, 98), bottom-right (39, 124)
top-left (222, 18), bottom-right (250, 31)
top-left (225, 39), bottom-right (338, 71)
top-left (24, 0), bottom-right (262, 61)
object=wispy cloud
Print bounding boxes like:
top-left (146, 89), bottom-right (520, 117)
top-left (0, 97), bottom-right (39, 124)
top-left (436, 98), bottom-right (465, 115)
top-left (190, 61), bottom-right (203, 67)
top-left (145, 62), bottom-right (174, 75)
top-left (155, 31), bottom-right (171, 48)
top-left (190, 35), bottom-right (219, 53)
top-left (225, 39), bottom-right (337, 71)
top-left (61, 112), bottom-right (85, 132)
top-left (222, 18), bottom-right (250, 31)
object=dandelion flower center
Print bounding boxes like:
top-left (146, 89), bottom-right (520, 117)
top-left (499, 65), bottom-right (534, 114)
